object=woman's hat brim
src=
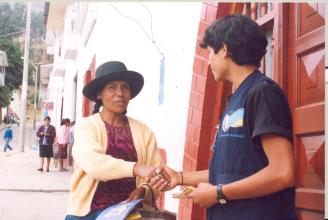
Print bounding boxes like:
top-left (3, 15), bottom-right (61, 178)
top-left (82, 70), bottom-right (144, 102)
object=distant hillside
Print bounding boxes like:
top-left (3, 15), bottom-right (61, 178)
top-left (0, 2), bottom-right (49, 64)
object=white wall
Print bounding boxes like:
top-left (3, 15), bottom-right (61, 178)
top-left (62, 60), bottom-right (77, 120)
top-left (47, 74), bottom-right (64, 129)
top-left (60, 2), bottom-right (202, 213)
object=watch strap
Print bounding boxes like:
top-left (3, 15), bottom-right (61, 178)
top-left (216, 184), bottom-right (228, 204)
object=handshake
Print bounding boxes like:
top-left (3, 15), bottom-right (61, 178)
top-left (133, 164), bottom-right (182, 192)
top-left (130, 164), bottom-right (218, 207)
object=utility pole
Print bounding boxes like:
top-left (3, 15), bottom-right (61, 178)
top-left (18, 2), bottom-right (32, 152)
top-left (33, 66), bottom-right (38, 130)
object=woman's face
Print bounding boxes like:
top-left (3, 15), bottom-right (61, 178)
top-left (44, 119), bottom-right (50, 126)
top-left (97, 80), bottom-right (132, 114)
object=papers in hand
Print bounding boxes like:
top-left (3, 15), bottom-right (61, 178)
top-left (172, 186), bottom-right (195, 199)
top-left (96, 199), bottom-right (143, 220)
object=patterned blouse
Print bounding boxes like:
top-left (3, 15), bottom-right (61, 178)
top-left (91, 119), bottom-right (138, 211)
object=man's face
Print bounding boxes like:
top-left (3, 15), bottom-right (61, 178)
top-left (208, 46), bottom-right (228, 81)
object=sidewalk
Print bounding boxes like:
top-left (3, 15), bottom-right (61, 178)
top-left (0, 121), bottom-right (72, 220)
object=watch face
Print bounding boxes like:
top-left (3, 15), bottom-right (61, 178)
top-left (219, 199), bottom-right (227, 204)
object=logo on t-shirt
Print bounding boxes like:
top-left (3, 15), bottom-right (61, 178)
top-left (222, 108), bottom-right (244, 132)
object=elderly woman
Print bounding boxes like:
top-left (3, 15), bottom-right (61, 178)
top-left (36, 116), bottom-right (56, 172)
top-left (65, 61), bottom-right (167, 220)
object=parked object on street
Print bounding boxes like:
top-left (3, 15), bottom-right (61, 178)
top-left (36, 116), bottom-right (56, 172)
top-left (3, 113), bottom-right (19, 125)
top-left (3, 125), bottom-right (13, 152)
top-left (53, 143), bottom-right (59, 168)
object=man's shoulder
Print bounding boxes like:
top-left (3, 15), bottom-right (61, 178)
top-left (249, 76), bottom-right (284, 98)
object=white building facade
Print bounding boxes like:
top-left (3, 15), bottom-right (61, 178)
top-left (45, 2), bottom-right (202, 212)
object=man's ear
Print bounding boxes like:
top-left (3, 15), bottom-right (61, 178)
top-left (221, 44), bottom-right (229, 58)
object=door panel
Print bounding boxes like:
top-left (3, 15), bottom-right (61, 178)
top-left (299, 3), bottom-right (325, 35)
top-left (288, 3), bottom-right (325, 220)
top-left (298, 49), bottom-right (324, 106)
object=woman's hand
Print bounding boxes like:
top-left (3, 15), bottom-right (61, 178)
top-left (133, 164), bottom-right (156, 179)
top-left (127, 186), bottom-right (147, 202)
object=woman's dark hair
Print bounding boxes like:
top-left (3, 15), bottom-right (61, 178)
top-left (93, 101), bottom-right (102, 114)
top-left (44, 116), bottom-right (51, 121)
top-left (200, 14), bottom-right (268, 67)
top-left (60, 118), bottom-right (70, 126)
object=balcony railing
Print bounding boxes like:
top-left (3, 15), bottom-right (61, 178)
top-left (62, 33), bottom-right (78, 60)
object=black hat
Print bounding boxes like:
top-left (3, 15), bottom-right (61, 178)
top-left (82, 61), bottom-right (144, 102)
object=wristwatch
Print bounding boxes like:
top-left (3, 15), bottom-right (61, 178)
top-left (216, 184), bottom-right (228, 204)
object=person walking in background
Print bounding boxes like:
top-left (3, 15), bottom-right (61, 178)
top-left (68, 121), bottom-right (75, 167)
top-left (3, 125), bottom-right (13, 152)
top-left (65, 61), bottom-right (167, 220)
top-left (36, 116), bottom-right (56, 172)
top-left (57, 118), bottom-right (70, 171)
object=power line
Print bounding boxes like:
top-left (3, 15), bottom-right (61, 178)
top-left (109, 3), bottom-right (164, 57)
top-left (0, 30), bottom-right (25, 38)
top-left (139, 2), bottom-right (154, 42)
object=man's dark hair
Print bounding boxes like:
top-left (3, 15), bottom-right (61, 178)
top-left (44, 116), bottom-right (51, 121)
top-left (200, 14), bottom-right (268, 67)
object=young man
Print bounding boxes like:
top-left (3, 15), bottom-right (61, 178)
top-left (149, 14), bottom-right (298, 220)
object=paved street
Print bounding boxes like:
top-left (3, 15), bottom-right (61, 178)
top-left (0, 121), bottom-right (72, 220)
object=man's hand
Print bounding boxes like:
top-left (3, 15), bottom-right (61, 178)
top-left (147, 165), bottom-right (180, 191)
top-left (189, 182), bottom-right (217, 207)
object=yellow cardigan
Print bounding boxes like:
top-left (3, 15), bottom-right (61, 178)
top-left (67, 113), bottom-right (162, 216)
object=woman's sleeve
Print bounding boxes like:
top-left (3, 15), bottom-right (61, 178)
top-left (49, 126), bottom-right (56, 138)
top-left (138, 125), bottom-right (163, 203)
top-left (72, 119), bottom-right (136, 182)
top-left (143, 129), bottom-right (162, 167)
top-left (36, 126), bottom-right (42, 137)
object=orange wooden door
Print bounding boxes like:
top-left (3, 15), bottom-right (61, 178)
top-left (82, 70), bottom-right (92, 117)
top-left (287, 3), bottom-right (325, 220)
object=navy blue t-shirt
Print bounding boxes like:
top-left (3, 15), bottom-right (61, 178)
top-left (207, 70), bottom-right (298, 220)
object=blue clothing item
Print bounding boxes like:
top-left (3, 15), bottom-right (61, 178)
top-left (3, 138), bottom-right (13, 152)
top-left (3, 128), bottom-right (13, 139)
top-left (68, 129), bottom-right (74, 145)
top-left (42, 126), bottom-right (49, 145)
top-left (65, 208), bottom-right (105, 220)
top-left (207, 71), bottom-right (297, 220)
